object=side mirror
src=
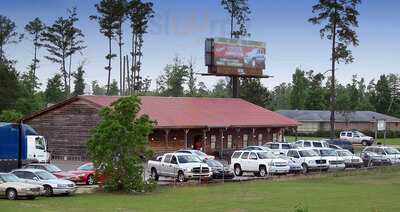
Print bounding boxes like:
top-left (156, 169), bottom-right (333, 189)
top-left (33, 177), bottom-right (39, 181)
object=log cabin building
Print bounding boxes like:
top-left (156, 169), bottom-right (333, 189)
top-left (23, 96), bottom-right (299, 161)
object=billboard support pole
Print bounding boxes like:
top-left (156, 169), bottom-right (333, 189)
top-left (232, 76), bottom-right (239, 98)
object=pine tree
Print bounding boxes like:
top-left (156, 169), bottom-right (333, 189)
top-left (109, 79), bottom-right (119, 95)
top-left (309, 0), bottom-right (361, 138)
top-left (72, 64), bottom-right (85, 96)
top-left (0, 15), bottom-right (23, 62)
top-left (290, 68), bottom-right (307, 109)
top-left (24, 17), bottom-right (45, 92)
top-left (90, 0), bottom-right (120, 95)
top-left (45, 74), bottom-right (65, 104)
top-left (375, 75), bottom-right (392, 114)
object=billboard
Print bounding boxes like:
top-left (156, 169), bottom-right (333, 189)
top-left (205, 37), bottom-right (266, 76)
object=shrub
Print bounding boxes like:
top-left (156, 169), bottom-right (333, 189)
top-left (87, 96), bottom-right (155, 192)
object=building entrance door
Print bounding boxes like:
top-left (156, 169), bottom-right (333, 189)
top-left (193, 135), bottom-right (203, 150)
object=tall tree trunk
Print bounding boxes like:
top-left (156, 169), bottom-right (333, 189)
top-left (118, 23), bottom-right (123, 96)
top-left (33, 43), bottom-right (38, 93)
top-left (230, 5), bottom-right (239, 98)
top-left (107, 36), bottom-right (112, 95)
top-left (68, 54), bottom-right (72, 95)
top-left (126, 55), bottom-right (130, 95)
top-left (330, 21), bottom-right (337, 139)
top-left (123, 55), bottom-right (126, 95)
top-left (62, 52), bottom-right (68, 95)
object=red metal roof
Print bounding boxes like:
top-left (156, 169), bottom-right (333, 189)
top-left (79, 95), bottom-right (299, 129)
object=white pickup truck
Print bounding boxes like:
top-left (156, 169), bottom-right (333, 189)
top-left (147, 152), bottom-right (212, 182)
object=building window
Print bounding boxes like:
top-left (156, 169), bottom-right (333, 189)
top-left (227, 135), bottom-right (232, 149)
top-left (258, 134), bottom-right (263, 146)
top-left (210, 135), bottom-right (216, 149)
top-left (243, 134), bottom-right (248, 147)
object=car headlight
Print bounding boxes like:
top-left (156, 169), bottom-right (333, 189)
top-left (309, 160), bottom-right (315, 165)
top-left (78, 173), bottom-right (86, 177)
top-left (22, 188), bottom-right (31, 191)
top-left (185, 168), bottom-right (192, 172)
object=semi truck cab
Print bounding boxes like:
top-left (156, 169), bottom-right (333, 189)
top-left (27, 135), bottom-right (50, 163)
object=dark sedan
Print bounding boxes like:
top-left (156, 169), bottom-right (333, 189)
top-left (205, 159), bottom-right (234, 179)
top-left (325, 139), bottom-right (354, 153)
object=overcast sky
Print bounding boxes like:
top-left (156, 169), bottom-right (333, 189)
top-left (1, 0), bottom-right (399, 91)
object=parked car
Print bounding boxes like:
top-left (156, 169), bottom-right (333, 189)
top-left (277, 155), bottom-right (303, 174)
top-left (11, 169), bottom-right (76, 196)
top-left (311, 148), bottom-right (346, 170)
top-left (242, 146), bottom-right (271, 151)
top-left (23, 163), bottom-right (77, 182)
top-left (286, 148), bottom-right (329, 173)
top-left (204, 159), bottom-right (234, 179)
top-left (294, 140), bottom-right (329, 148)
top-left (324, 139), bottom-right (354, 153)
top-left (263, 142), bottom-right (293, 155)
top-left (360, 151), bottom-right (390, 167)
top-left (339, 130), bottom-right (374, 146)
top-left (67, 162), bottom-right (105, 185)
top-left (148, 152), bottom-right (212, 182)
top-left (243, 48), bottom-right (265, 68)
top-left (176, 149), bottom-right (215, 161)
top-left (363, 146), bottom-right (400, 165)
top-left (335, 149), bottom-right (363, 168)
top-left (230, 150), bottom-right (290, 177)
top-left (0, 173), bottom-right (42, 200)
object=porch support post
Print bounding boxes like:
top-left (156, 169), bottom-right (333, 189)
top-left (203, 129), bottom-right (208, 150)
top-left (164, 129), bottom-right (170, 149)
top-left (252, 128), bottom-right (256, 145)
top-left (184, 129), bottom-right (189, 148)
top-left (235, 128), bottom-right (241, 149)
top-left (220, 128), bottom-right (225, 158)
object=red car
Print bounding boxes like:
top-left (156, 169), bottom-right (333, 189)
top-left (23, 163), bottom-right (78, 181)
top-left (67, 162), bottom-right (105, 185)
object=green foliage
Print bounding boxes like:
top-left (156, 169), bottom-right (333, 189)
top-left (0, 61), bottom-right (19, 111)
top-left (374, 75), bottom-right (392, 114)
top-left (0, 15), bottom-right (23, 61)
top-left (240, 78), bottom-right (270, 107)
top-left (211, 79), bottom-right (231, 98)
top-left (270, 83), bottom-right (292, 110)
top-left (45, 74), bottom-right (65, 104)
top-left (0, 110), bottom-right (23, 122)
top-left (72, 64), bottom-right (85, 96)
top-left (290, 68), bottom-right (307, 109)
top-left (87, 96), bottom-right (155, 192)
top-left (92, 80), bottom-right (107, 95)
top-left (156, 56), bottom-right (189, 97)
top-left (109, 79), bottom-right (119, 95)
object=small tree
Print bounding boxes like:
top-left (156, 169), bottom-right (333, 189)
top-left (92, 80), bottom-right (107, 95)
top-left (87, 96), bottom-right (154, 192)
top-left (45, 74), bottom-right (65, 104)
top-left (72, 64), bottom-right (85, 96)
top-left (109, 79), bottom-right (119, 95)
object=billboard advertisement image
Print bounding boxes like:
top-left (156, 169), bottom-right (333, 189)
top-left (205, 38), bottom-right (266, 76)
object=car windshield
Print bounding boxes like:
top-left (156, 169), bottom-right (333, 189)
top-left (365, 151), bottom-right (379, 156)
top-left (299, 150), bottom-right (318, 157)
top-left (385, 147), bottom-right (400, 155)
top-left (257, 151), bottom-right (276, 159)
top-left (46, 164), bottom-right (62, 173)
top-left (206, 160), bottom-right (222, 167)
top-left (337, 150), bottom-right (353, 157)
top-left (78, 163), bottom-right (94, 171)
top-left (318, 149), bottom-right (337, 157)
top-left (177, 155), bottom-right (201, 163)
top-left (0, 174), bottom-right (20, 182)
top-left (36, 171), bottom-right (57, 180)
top-left (193, 150), bottom-right (207, 157)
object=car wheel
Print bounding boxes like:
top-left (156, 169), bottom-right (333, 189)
top-left (259, 166), bottom-right (267, 177)
top-left (302, 163), bottom-right (308, 174)
top-left (44, 185), bottom-right (53, 197)
top-left (86, 175), bottom-right (95, 185)
top-left (362, 141), bottom-right (368, 146)
top-left (177, 171), bottom-right (185, 183)
top-left (6, 188), bottom-right (17, 200)
top-left (151, 168), bottom-right (159, 181)
top-left (234, 164), bottom-right (242, 176)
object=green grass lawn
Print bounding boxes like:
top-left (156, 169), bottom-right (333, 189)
top-left (286, 136), bottom-right (400, 145)
top-left (2, 167), bottom-right (400, 212)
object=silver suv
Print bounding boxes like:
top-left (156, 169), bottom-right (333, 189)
top-left (340, 131), bottom-right (374, 146)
